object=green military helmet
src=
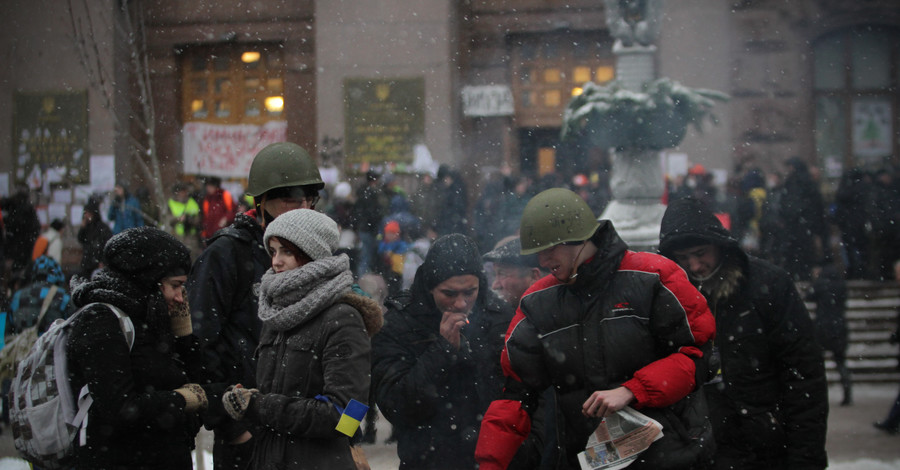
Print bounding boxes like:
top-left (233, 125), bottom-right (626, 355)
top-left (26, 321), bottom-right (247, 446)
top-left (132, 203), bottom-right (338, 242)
top-left (519, 187), bottom-right (600, 255)
top-left (246, 142), bottom-right (325, 197)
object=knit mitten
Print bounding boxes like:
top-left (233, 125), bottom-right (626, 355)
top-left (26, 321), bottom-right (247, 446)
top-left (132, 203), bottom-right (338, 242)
top-left (175, 383), bottom-right (208, 412)
top-left (223, 386), bottom-right (258, 421)
top-left (170, 292), bottom-right (192, 337)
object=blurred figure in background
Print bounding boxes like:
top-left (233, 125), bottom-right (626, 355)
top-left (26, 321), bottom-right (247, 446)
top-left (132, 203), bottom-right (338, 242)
top-left (873, 260), bottom-right (900, 434)
top-left (806, 261), bottom-right (851, 406)
top-left (778, 157), bottom-right (827, 281)
top-left (870, 169), bottom-right (900, 280)
top-left (77, 197), bottom-right (113, 279)
top-left (1, 186), bottom-right (40, 274)
top-left (435, 165), bottom-right (469, 237)
top-left (482, 237), bottom-right (545, 309)
top-left (833, 168), bottom-right (871, 280)
top-left (8, 255), bottom-right (74, 335)
top-left (409, 172), bottom-right (443, 241)
top-left (136, 185), bottom-right (160, 227)
top-left (200, 176), bottom-right (236, 242)
top-left (327, 181), bottom-right (359, 276)
top-left (107, 182), bottom-right (145, 235)
top-left (31, 218), bottom-right (65, 264)
top-left (168, 182), bottom-right (202, 257)
top-left (377, 220), bottom-right (409, 297)
top-left (354, 170), bottom-right (388, 277)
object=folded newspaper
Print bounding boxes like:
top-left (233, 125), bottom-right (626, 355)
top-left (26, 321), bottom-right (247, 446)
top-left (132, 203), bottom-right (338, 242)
top-left (577, 406), bottom-right (664, 470)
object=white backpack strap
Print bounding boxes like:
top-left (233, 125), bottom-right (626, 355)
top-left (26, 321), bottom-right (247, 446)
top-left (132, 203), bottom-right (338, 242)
top-left (104, 304), bottom-right (135, 350)
top-left (75, 385), bottom-right (92, 446)
top-left (35, 284), bottom-right (59, 328)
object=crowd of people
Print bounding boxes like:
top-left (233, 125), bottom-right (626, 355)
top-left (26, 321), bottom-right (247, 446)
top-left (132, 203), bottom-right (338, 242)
top-left (668, 158), bottom-right (900, 284)
top-left (0, 144), bottom-right (898, 469)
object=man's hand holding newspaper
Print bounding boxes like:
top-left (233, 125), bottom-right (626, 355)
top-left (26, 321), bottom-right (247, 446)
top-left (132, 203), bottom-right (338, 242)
top-left (577, 407), bottom-right (664, 470)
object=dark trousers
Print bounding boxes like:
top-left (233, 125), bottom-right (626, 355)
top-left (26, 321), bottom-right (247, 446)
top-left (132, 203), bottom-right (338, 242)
top-left (213, 437), bottom-right (254, 470)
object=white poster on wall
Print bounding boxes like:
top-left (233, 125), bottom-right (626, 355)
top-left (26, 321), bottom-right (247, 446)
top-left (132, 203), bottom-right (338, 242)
top-left (665, 152), bottom-right (689, 177)
top-left (48, 203), bottom-right (68, 223)
top-left (461, 85), bottom-right (514, 117)
top-left (183, 121), bottom-right (288, 178)
top-left (90, 155), bottom-right (116, 192)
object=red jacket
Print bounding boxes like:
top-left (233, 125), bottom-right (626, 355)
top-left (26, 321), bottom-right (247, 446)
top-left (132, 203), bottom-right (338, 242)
top-left (201, 188), bottom-right (235, 239)
top-left (475, 222), bottom-right (716, 469)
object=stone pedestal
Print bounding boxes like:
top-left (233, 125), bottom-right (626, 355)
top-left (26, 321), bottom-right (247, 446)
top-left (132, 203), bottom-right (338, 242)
top-left (613, 43), bottom-right (656, 92)
top-left (600, 148), bottom-right (666, 252)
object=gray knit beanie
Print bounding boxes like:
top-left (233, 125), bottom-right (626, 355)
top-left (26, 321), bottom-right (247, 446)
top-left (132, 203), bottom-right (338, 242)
top-left (264, 209), bottom-right (339, 261)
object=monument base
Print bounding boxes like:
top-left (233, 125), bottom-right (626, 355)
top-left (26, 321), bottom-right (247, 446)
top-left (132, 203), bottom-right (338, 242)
top-left (600, 200), bottom-right (666, 253)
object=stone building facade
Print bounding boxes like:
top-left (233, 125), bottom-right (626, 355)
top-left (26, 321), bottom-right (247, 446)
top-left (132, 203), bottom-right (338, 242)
top-left (1, 0), bottom-right (898, 206)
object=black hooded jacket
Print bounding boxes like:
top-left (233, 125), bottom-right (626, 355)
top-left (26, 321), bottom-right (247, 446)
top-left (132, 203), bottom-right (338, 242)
top-left (187, 212), bottom-right (270, 439)
top-left (659, 197), bottom-right (828, 470)
top-left (371, 234), bottom-right (537, 470)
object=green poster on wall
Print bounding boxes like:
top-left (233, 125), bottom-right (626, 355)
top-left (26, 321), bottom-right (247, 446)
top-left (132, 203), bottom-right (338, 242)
top-left (344, 77), bottom-right (424, 171)
top-left (13, 90), bottom-right (89, 186)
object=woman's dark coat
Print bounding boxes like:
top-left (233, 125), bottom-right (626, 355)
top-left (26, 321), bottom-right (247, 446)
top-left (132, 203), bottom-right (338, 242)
top-left (67, 270), bottom-right (215, 470)
top-left (244, 293), bottom-right (382, 470)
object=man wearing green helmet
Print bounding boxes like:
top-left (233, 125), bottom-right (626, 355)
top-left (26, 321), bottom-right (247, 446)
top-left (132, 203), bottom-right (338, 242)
top-left (187, 142), bottom-right (324, 470)
top-left (476, 187), bottom-right (717, 470)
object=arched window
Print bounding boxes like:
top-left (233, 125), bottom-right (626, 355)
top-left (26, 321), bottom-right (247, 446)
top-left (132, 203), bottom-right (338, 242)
top-left (814, 26), bottom-right (900, 172)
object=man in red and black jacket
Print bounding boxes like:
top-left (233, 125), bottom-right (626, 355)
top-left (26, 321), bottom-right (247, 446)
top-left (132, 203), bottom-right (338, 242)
top-left (475, 188), bottom-right (716, 470)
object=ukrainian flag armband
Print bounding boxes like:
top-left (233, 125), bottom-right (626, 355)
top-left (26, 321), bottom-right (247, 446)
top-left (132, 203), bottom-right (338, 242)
top-left (314, 395), bottom-right (370, 437)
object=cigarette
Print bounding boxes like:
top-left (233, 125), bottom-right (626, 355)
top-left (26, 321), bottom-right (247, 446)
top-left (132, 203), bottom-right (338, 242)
top-left (465, 318), bottom-right (470, 324)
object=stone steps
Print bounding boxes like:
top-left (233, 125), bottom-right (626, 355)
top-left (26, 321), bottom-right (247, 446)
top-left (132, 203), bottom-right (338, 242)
top-left (804, 280), bottom-right (899, 384)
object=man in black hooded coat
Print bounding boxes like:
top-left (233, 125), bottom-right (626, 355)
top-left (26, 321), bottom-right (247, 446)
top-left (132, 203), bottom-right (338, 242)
top-left (658, 197), bottom-right (828, 470)
top-left (371, 233), bottom-right (541, 470)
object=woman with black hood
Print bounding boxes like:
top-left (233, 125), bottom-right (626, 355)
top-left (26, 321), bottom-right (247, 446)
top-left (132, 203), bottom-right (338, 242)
top-left (67, 227), bottom-right (223, 469)
top-left (371, 233), bottom-right (540, 470)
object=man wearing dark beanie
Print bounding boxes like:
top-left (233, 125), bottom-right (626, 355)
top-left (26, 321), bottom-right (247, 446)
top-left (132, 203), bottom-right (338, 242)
top-left (66, 227), bottom-right (224, 469)
top-left (371, 233), bottom-right (542, 470)
top-left (658, 197), bottom-right (828, 470)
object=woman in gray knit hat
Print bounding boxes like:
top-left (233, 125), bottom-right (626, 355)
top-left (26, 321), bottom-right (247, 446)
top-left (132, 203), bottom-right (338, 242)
top-left (221, 208), bottom-right (383, 469)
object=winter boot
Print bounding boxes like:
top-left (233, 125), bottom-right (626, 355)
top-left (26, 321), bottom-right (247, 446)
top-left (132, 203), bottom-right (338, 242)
top-left (839, 363), bottom-right (853, 406)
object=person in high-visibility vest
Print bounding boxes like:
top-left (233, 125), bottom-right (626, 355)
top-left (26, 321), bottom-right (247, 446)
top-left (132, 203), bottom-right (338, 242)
top-left (168, 183), bottom-right (200, 237)
top-left (168, 182), bottom-right (202, 256)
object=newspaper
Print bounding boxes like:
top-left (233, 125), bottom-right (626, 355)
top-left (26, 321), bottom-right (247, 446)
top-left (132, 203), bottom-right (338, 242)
top-left (577, 406), bottom-right (664, 470)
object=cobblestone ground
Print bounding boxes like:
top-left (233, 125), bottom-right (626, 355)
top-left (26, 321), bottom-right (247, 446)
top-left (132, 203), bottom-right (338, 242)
top-left (0, 383), bottom-right (898, 469)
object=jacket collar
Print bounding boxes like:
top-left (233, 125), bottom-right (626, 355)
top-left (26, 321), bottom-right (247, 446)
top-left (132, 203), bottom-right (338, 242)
top-left (572, 220), bottom-right (628, 291)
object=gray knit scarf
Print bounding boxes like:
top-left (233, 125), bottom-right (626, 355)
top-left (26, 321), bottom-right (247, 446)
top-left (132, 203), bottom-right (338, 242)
top-left (257, 254), bottom-right (354, 331)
